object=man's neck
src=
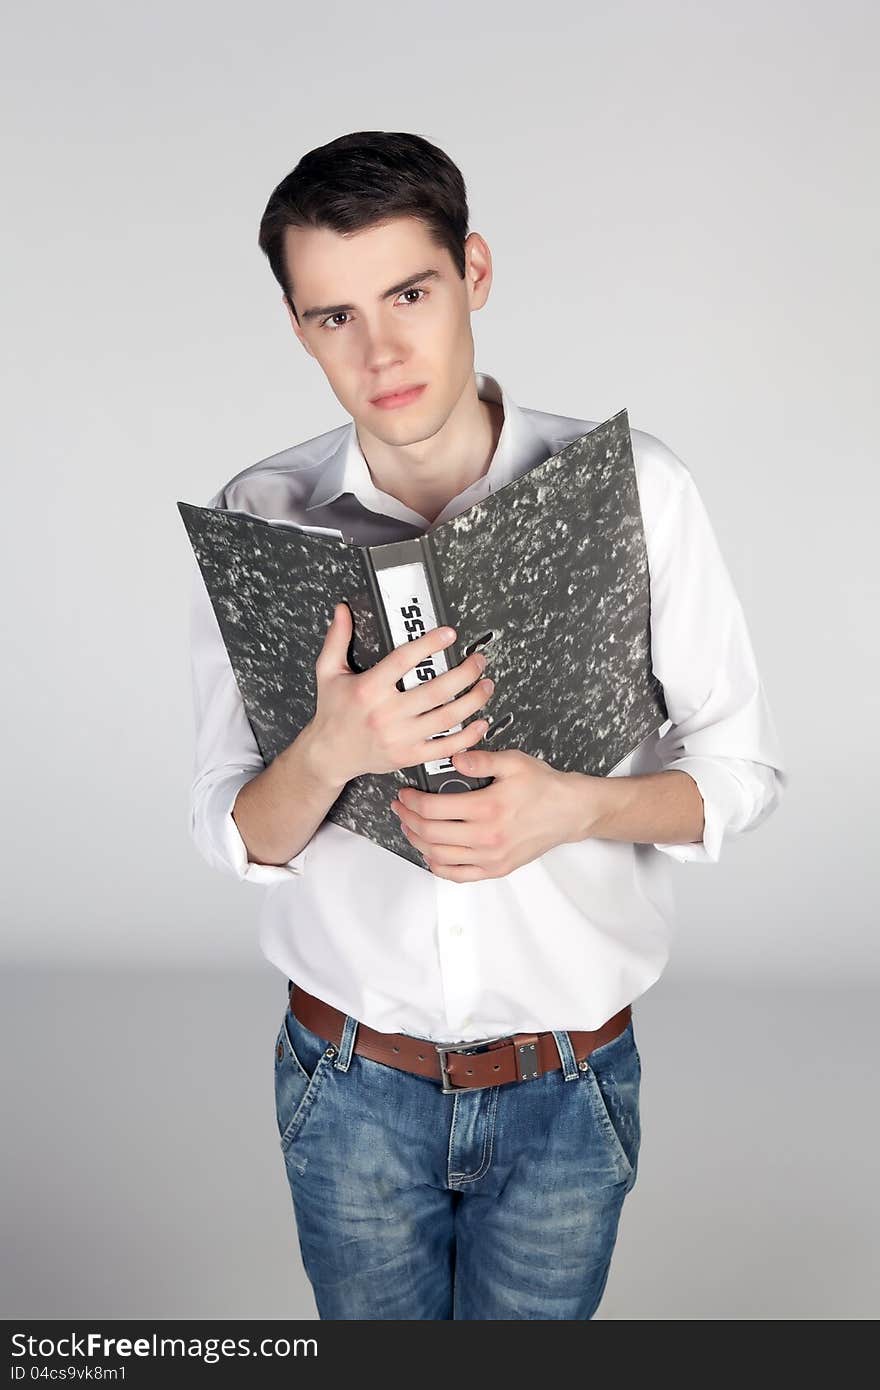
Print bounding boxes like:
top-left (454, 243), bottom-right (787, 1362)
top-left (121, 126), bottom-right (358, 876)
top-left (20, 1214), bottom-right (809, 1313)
top-left (354, 376), bottom-right (504, 526)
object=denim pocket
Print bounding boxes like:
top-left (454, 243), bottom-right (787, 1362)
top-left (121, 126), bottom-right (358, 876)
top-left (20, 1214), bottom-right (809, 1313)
top-left (274, 1006), bottom-right (337, 1152)
top-left (580, 1019), bottom-right (642, 1186)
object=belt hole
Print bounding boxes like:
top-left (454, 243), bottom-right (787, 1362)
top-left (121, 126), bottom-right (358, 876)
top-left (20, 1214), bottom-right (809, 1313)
top-left (493, 1063), bottom-right (500, 1070)
top-left (392, 1046), bottom-right (400, 1053)
top-left (417, 1053), bottom-right (425, 1060)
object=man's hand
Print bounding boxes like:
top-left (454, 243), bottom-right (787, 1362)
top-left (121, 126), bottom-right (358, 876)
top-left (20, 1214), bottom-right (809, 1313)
top-left (308, 605), bottom-right (493, 786)
top-left (390, 747), bottom-right (605, 881)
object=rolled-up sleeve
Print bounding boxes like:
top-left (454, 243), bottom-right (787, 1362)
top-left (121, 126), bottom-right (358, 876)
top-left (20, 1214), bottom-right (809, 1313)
top-left (645, 464), bottom-right (788, 864)
top-left (187, 546), bottom-right (308, 884)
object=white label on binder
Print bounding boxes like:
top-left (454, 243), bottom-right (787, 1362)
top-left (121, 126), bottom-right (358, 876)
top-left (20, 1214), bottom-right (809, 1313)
top-left (376, 560), bottom-right (460, 776)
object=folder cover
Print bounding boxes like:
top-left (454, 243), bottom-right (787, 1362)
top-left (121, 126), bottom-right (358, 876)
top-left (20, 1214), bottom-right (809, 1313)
top-left (179, 407), bottom-right (668, 870)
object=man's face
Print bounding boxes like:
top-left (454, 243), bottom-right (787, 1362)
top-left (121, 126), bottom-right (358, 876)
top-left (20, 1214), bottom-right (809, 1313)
top-left (282, 215), bottom-right (492, 444)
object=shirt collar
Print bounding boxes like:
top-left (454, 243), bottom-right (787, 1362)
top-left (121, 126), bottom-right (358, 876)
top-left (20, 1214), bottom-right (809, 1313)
top-left (303, 370), bottom-right (535, 526)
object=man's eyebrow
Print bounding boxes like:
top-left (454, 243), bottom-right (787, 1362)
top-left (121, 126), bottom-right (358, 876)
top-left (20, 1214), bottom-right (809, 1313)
top-left (299, 268), bottom-right (442, 323)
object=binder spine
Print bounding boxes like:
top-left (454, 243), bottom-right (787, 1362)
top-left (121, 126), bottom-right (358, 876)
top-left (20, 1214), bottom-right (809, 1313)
top-left (365, 535), bottom-right (489, 795)
top-left (359, 542), bottom-right (396, 675)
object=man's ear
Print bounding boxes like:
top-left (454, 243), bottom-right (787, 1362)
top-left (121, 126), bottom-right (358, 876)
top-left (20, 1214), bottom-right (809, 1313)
top-left (283, 294), bottom-right (315, 358)
top-left (464, 232), bottom-right (493, 313)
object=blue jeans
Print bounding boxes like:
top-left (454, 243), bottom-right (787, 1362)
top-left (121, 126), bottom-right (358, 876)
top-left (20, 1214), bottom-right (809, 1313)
top-left (274, 991), bottom-right (641, 1320)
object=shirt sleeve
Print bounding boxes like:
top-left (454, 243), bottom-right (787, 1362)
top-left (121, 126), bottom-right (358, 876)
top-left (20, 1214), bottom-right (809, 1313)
top-left (645, 465), bottom-right (788, 864)
top-left (187, 552), bottom-right (309, 884)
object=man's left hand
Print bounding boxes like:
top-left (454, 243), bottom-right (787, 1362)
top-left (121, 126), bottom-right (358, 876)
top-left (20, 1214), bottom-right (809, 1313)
top-left (390, 747), bottom-right (603, 881)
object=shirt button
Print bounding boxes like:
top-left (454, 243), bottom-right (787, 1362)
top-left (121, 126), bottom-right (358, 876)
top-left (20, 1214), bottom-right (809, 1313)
top-left (450, 923), bottom-right (464, 937)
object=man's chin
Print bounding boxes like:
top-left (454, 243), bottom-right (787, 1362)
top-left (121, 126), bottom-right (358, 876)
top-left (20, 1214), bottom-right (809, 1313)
top-left (360, 404), bottom-right (450, 447)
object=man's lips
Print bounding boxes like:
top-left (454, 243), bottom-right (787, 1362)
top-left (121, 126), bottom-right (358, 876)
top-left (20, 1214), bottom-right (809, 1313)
top-left (370, 384), bottom-right (427, 409)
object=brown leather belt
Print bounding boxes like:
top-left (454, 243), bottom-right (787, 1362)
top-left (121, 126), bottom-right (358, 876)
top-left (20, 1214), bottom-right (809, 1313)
top-left (288, 982), bottom-right (632, 1095)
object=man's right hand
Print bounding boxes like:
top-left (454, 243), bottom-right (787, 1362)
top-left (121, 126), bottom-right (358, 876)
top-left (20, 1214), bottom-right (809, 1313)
top-left (305, 601), bottom-right (495, 787)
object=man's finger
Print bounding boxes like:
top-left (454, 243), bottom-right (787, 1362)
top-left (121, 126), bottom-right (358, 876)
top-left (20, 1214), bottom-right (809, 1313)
top-left (394, 785), bottom-right (492, 820)
top-left (403, 824), bottom-right (485, 866)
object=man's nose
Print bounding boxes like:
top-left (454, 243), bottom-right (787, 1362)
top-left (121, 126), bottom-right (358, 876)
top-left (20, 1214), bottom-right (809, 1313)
top-left (361, 316), bottom-right (408, 368)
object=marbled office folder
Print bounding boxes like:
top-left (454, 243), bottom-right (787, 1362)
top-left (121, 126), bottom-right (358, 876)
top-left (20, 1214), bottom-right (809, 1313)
top-left (178, 407), bottom-right (668, 870)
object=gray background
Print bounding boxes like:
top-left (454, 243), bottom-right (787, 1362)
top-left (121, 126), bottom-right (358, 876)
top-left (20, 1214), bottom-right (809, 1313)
top-left (3, 0), bottom-right (877, 1319)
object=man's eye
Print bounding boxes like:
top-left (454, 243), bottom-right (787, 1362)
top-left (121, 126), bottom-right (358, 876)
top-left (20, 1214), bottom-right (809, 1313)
top-left (320, 287), bottom-right (428, 331)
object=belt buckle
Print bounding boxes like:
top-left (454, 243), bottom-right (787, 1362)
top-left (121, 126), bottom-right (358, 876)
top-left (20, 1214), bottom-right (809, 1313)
top-left (435, 1033), bottom-right (517, 1095)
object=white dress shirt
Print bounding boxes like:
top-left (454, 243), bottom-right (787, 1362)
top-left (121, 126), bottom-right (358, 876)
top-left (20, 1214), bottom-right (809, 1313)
top-left (187, 371), bottom-right (787, 1042)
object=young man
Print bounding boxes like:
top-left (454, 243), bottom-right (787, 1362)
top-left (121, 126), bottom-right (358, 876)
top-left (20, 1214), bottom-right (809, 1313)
top-left (187, 131), bottom-right (787, 1320)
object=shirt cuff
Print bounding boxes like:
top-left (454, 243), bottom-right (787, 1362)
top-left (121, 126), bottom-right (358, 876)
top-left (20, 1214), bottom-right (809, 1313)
top-left (651, 756), bottom-right (753, 865)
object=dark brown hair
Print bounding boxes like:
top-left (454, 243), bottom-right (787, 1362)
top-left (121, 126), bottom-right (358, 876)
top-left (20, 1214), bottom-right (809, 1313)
top-left (257, 131), bottom-right (470, 321)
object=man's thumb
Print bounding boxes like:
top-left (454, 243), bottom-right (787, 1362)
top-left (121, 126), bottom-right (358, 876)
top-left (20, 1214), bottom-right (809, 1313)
top-left (323, 600), bottom-right (352, 653)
